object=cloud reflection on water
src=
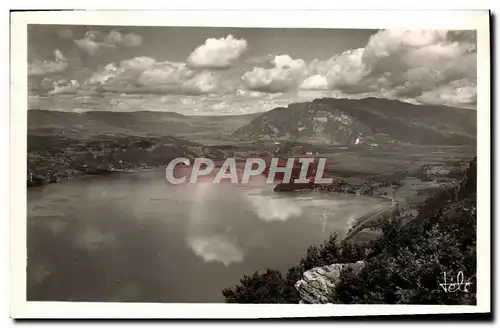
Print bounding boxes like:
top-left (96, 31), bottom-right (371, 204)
top-left (186, 182), bottom-right (246, 266)
top-left (245, 193), bottom-right (303, 221)
top-left (187, 235), bottom-right (244, 267)
top-left (184, 182), bottom-right (308, 265)
top-left (74, 225), bottom-right (117, 251)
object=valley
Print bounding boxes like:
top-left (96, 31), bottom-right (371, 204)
top-left (27, 98), bottom-right (477, 242)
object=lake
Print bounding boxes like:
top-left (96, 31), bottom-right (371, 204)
top-left (27, 170), bottom-right (388, 302)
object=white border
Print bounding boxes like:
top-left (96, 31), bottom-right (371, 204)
top-left (10, 10), bottom-right (491, 318)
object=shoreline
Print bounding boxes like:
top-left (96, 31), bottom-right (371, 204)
top-left (343, 195), bottom-right (398, 242)
top-left (27, 166), bottom-right (396, 242)
top-left (27, 166), bottom-right (167, 188)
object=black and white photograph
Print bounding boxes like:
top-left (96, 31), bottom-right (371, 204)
top-left (10, 10), bottom-right (491, 318)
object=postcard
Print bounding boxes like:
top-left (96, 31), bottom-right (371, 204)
top-left (10, 9), bottom-right (491, 318)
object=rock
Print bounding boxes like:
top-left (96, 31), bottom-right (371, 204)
top-left (294, 261), bottom-right (365, 304)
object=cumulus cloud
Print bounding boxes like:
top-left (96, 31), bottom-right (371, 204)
top-left (416, 78), bottom-right (477, 107)
top-left (319, 48), bottom-right (367, 90)
top-left (299, 74), bottom-right (329, 90)
top-left (74, 29), bottom-right (142, 56)
top-left (74, 37), bottom-right (103, 56)
top-left (74, 30), bottom-right (111, 56)
top-left (28, 49), bottom-right (68, 76)
top-left (47, 79), bottom-right (81, 96)
top-left (87, 56), bottom-right (221, 94)
top-left (241, 30), bottom-right (477, 107)
top-left (241, 55), bottom-right (309, 92)
top-left (34, 28), bottom-right (476, 110)
top-left (88, 57), bottom-right (156, 86)
top-left (137, 61), bottom-right (194, 86)
top-left (349, 30), bottom-right (477, 100)
top-left (104, 30), bottom-right (142, 47)
top-left (181, 71), bottom-right (220, 94)
top-left (187, 34), bottom-right (248, 68)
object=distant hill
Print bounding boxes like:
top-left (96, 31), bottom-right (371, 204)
top-left (28, 110), bottom-right (258, 138)
top-left (234, 98), bottom-right (477, 146)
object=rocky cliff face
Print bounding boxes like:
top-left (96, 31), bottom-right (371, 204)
top-left (294, 261), bottom-right (365, 304)
top-left (234, 97), bottom-right (476, 146)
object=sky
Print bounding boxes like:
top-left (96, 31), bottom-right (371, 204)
top-left (27, 25), bottom-right (477, 115)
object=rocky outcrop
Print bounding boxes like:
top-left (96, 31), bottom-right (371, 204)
top-left (294, 261), bottom-right (365, 304)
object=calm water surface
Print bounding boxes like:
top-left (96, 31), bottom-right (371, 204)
top-left (27, 170), bottom-right (387, 302)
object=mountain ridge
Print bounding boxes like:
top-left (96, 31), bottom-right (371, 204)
top-left (234, 97), bottom-right (477, 146)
